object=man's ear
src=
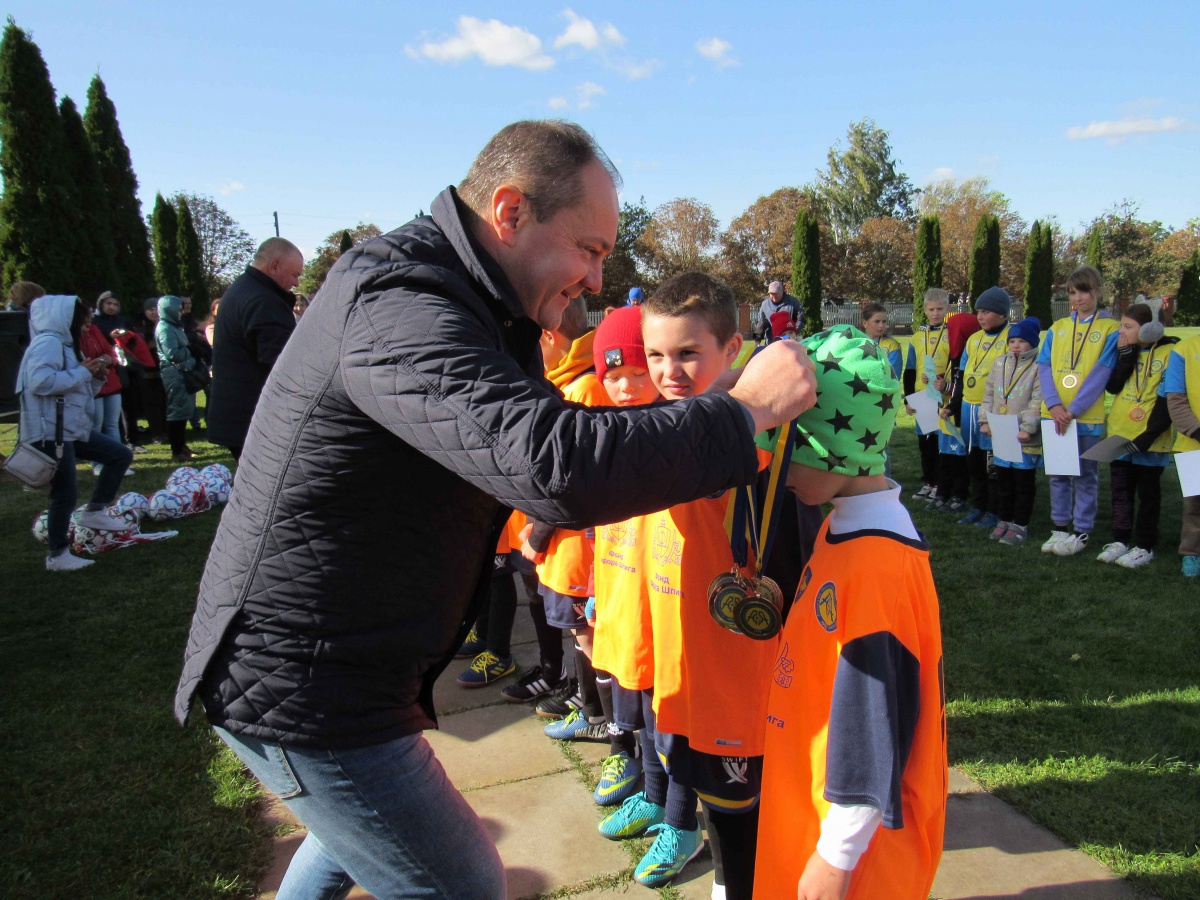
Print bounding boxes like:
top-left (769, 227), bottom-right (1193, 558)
top-left (490, 184), bottom-right (529, 248)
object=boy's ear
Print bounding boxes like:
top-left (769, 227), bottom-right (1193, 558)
top-left (724, 332), bottom-right (744, 364)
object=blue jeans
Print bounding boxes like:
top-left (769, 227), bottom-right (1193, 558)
top-left (35, 432), bottom-right (133, 553)
top-left (92, 393), bottom-right (123, 443)
top-left (214, 727), bottom-right (505, 900)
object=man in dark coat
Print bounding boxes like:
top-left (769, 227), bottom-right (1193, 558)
top-left (176, 121), bottom-right (816, 898)
top-left (206, 237), bottom-right (304, 458)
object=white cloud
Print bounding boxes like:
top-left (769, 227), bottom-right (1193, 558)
top-left (928, 167), bottom-right (956, 182)
top-left (554, 9), bottom-right (625, 50)
top-left (695, 37), bottom-right (737, 69)
top-left (409, 16), bottom-right (554, 71)
top-left (609, 57), bottom-right (662, 80)
top-left (218, 181), bottom-right (245, 196)
top-left (548, 96), bottom-right (570, 110)
top-left (1067, 115), bottom-right (1187, 143)
top-left (548, 82), bottom-right (606, 111)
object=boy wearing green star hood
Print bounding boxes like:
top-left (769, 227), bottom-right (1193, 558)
top-left (754, 326), bottom-right (948, 900)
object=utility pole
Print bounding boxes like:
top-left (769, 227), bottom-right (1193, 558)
top-left (273, 211), bottom-right (280, 237)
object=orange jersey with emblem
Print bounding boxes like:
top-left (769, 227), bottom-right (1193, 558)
top-left (592, 513), bottom-right (654, 689)
top-left (648, 477), bottom-right (779, 757)
top-left (536, 369), bottom-right (609, 596)
top-left (755, 515), bottom-right (947, 900)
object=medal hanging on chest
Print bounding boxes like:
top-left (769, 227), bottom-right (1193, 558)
top-left (1061, 315), bottom-right (1098, 392)
top-left (1125, 346), bottom-right (1163, 424)
top-left (708, 420), bottom-right (796, 641)
top-left (998, 356), bottom-right (1036, 419)
top-left (966, 376), bottom-right (977, 389)
top-left (966, 331), bottom-right (1003, 391)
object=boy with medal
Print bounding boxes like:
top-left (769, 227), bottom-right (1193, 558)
top-left (753, 326), bottom-right (947, 900)
top-left (954, 286), bottom-right (1012, 529)
top-left (1037, 266), bottom-right (1120, 556)
top-left (1096, 302), bottom-right (1177, 568)
top-left (910, 289), bottom-right (951, 500)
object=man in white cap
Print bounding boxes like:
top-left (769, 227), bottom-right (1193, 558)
top-left (756, 280), bottom-right (804, 342)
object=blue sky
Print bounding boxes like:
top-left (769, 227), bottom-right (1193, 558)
top-left (11, 1), bottom-right (1198, 260)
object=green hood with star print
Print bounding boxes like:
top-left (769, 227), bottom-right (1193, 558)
top-left (755, 325), bottom-right (901, 476)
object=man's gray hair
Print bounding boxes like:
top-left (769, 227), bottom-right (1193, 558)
top-left (254, 237), bottom-right (302, 265)
top-left (559, 296), bottom-right (591, 342)
top-left (459, 120), bottom-right (621, 223)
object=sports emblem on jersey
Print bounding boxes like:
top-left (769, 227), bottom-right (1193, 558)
top-left (815, 581), bottom-right (837, 632)
top-left (1089, 331), bottom-right (1102, 343)
top-left (651, 522), bottom-right (682, 566)
top-left (1150, 358), bottom-right (1165, 374)
top-left (721, 756), bottom-right (750, 785)
top-left (796, 566), bottom-right (813, 598)
top-left (603, 520), bottom-right (637, 548)
top-left (773, 643), bottom-right (795, 689)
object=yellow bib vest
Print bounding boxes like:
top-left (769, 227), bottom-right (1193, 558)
top-left (1040, 313), bottom-right (1119, 423)
top-left (962, 326), bottom-right (1010, 405)
top-left (1107, 343), bottom-right (1173, 451)
top-left (1171, 335), bottom-right (1200, 453)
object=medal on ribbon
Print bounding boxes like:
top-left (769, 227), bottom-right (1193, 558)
top-left (1062, 373), bottom-right (1079, 389)
top-left (967, 376), bottom-right (977, 389)
top-left (998, 405), bottom-right (1008, 415)
top-left (1129, 406), bottom-right (1146, 422)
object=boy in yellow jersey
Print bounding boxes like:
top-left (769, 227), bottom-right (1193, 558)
top-left (1038, 266), bottom-right (1120, 556)
top-left (862, 303), bottom-right (915, 481)
top-left (599, 272), bottom-right (779, 897)
top-left (910, 289), bottom-right (951, 499)
top-left (950, 286), bottom-right (1012, 529)
top-left (754, 326), bottom-right (946, 900)
top-left (1095, 302), bottom-right (1177, 568)
top-left (1162, 326), bottom-right (1200, 577)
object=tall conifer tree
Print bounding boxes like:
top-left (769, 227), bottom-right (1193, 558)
top-left (791, 208), bottom-right (822, 336)
top-left (60, 95), bottom-right (117, 301)
top-left (1176, 249), bottom-right (1200, 327)
top-left (1085, 226), bottom-right (1104, 274)
top-left (912, 214), bottom-right (943, 324)
top-left (967, 215), bottom-right (990, 303)
top-left (151, 193), bottom-right (182, 296)
top-left (0, 19), bottom-right (79, 291)
top-left (985, 215), bottom-right (1001, 291)
top-left (1023, 221), bottom-right (1053, 327)
top-left (338, 230), bottom-right (353, 255)
top-left (85, 74), bottom-right (154, 307)
top-left (176, 195), bottom-right (209, 309)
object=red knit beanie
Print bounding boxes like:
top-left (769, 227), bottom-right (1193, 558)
top-left (593, 306), bottom-right (647, 379)
top-left (769, 310), bottom-right (797, 338)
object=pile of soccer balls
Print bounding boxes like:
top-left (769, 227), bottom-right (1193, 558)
top-left (30, 464), bottom-right (232, 554)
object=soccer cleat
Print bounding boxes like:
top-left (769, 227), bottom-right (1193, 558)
top-left (594, 751), bottom-right (643, 806)
top-left (1054, 533), bottom-right (1089, 557)
top-left (1183, 556), bottom-right (1200, 578)
top-left (1115, 547), bottom-right (1154, 569)
top-left (455, 651), bottom-right (515, 688)
top-left (454, 626), bottom-right (485, 659)
top-left (74, 508), bottom-right (124, 532)
top-left (999, 524), bottom-right (1028, 545)
top-left (535, 678), bottom-right (582, 719)
top-left (1041, 530), bottom-right (1071, 553)
top-left (974, 512), bottom-right (999, 529)
top-left (598, 791), bottom-right (666, 840)
top-left (912, 484), bottom-right (934, 500)
top-left (634, 822), bottom-right (706, 887)
top-left (500, 664), bottom-right (566, 703)
top-left (989, 520), bottom-right (1011, 540)
top-left (1096, 541), bottom-right (1129, 564)
top-left (543, 709), bottom-right (609, 741)
top-left (956, 508), bottom-right (985, 526)
top-left (940, 498), bottom-right (968, 515)
top-left (45, 551), bottom-right (95, 571)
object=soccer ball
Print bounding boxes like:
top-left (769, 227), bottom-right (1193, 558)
top-left (203, 463), bottom-right (232, 485)
top-left (110, 491), bottom-right (150, 519)
top-left (200, 471), bottom-right (230, 504)
top-left (72, 522), bottom-right (126, 554)
top-left (32, 511), bottom-right (50, 544)
top-left (167, 466), bottom-right (200, 488)
top-left (148, 489), bottom-right (187, 520)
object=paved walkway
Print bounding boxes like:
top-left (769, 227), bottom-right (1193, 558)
top-left (258, 600), bottom-right (1147, 900)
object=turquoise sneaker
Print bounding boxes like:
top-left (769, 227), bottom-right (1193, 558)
top-left (594, 751), bottom-right (643, 806)
top-left (1183, 555), bottom-right (1200, 578)
top-left (634, 822), bottom-right (705, 887)
top-left (597, 791), bottom-right (665, 839)
top-left (455, 651), bottom-right (515, 687)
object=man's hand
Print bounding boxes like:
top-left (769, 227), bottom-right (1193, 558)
top-left (727, 340), bottom-right (818, 433)
top-left (797, 851), bottom-right (852, 900)
top-left (1049, 404), bottom-right (1074, 435)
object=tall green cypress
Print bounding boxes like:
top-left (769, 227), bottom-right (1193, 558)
top-left (0, 19), bottom-right (79, 291)
top-left (151, 193), bottom-right (182, 296)
top-left (1176, 248), bottom-right (1200, 327)
top-left (1023, 221), bottom-right (1053, 327)
top-left (338, 230), bottom-right (353, 255)
top-left (175, 195), bottom-right (208, 309)
top-left (985, 215), bottom-right (1001, 290)
top-left (792, 208), bottom-right (822, 336)
top-left (85, 74), bottom-right (154, 308)
top-left (59, 95), bottom-right (117, 301)
top-left (912, 214), bottom-right (942, 324)
top-left (1085, 226), bottom-right (1104, 274)
top-left (967, 215), bottom-right (991, 303)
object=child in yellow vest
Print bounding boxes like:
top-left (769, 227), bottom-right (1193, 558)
top-left (1038, 266), bottom-right (1120, 556)
top-left (1095, 302), bottom-right (1177, 568)
top-left (861, 303), bottom-right (915, 481)
top-left (910, 289), bottom-right (951, 500)
top-left (1161, 329), bottom-right (1200, 577)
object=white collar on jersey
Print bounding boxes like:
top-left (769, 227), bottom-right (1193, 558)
top-left (828, 479), bottom-right (920, 540)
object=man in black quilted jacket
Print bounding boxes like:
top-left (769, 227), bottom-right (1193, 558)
top-left (176, 120), bottom-right (817, 898)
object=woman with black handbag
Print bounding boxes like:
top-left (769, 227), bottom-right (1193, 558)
top-left (13, 295), bottom-right (133, 571)
top-left (154, 295), bottom-right (205, 462)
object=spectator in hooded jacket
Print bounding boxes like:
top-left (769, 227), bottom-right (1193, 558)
top-left (155, 295), bottom-right (199, 462)
top-left (15, 296), bottom-right (132, 571)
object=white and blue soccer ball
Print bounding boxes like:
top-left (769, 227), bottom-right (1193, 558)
top-left (110, 492), bottom-right (150, 519)
top-left (148, 489), bottom-right (187, 521)
top-left (200, 471), bottom-right (230, 505)
top-left (72, 522), bottom-right (129, 555)
top-left (32, 511), bottom-right (50, 544)
top-left (203, 463), bottom-right (232, 485)
top-left (166, 466), bottom-right (200, 488)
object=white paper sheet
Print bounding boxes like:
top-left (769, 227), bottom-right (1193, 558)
top-left (986, 413), bottom-right (1025, 465)
top-left (1176, 449), bottom-right (1200, 498)
top-left (905, 390), bottom-right (941, 434)
top-left (1042, 420), bottom-right (1080, 476)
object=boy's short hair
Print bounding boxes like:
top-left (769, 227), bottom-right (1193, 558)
top-left (860, 301), bottom-right (887, 322)
top-left (644, 272), bottom-right (738, 344)
top-left (1067, 265), bottom-right (1103, 297)
top-left (922, 288), bottom-right (950, 308)
top-left (7, 281), bottom-right (45, 309)
top-left (558, 295), bottom-right (590, 342)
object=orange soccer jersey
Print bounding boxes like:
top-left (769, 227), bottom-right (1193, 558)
top-left (755, 515), bottom-right (947, 900)
top-left (591, 514), bottom-right (654, 690)
top-left (647, 486), bottom-right (779, 757)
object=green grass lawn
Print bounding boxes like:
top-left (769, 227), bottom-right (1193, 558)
top-left (3, 366), bottom-right (1199, 898)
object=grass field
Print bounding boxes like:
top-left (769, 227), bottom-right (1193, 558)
top-left (2, 338), bottom-right (1198, 898)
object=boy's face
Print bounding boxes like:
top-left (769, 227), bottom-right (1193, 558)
top-left (977, 309), bottom-right (1007, 332)
top-left (642, 312), bottom-right (742, 399)
top-left (1007, 336), bottom-right (1033, 354)
top-left (862, 312), bottom-right (888, 340)
top-left (924, 302), bottom-right (947, 327)
top-left (602, 363), bottom-right (657, 407)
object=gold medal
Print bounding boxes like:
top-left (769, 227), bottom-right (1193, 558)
top-left (998, 405), bottom-right (1008, 414)
top-left (967, 376), bottom-right (977, 388)
top-left (1062, 373), bottom-right (1079, 389)
top-left (1129, 406), bottom-right (1146, 422)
